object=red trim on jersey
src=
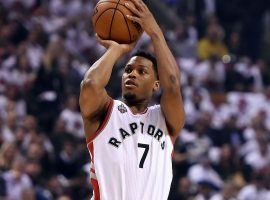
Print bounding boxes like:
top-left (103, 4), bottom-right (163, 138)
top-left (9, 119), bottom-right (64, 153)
top-left (88, 142), bottom-right (94, 161)
top-left (86, 99), bottom-right (114, 144)
top-left (88, 143), bottom-right (100, 199)
top-left (169, 135), bottom-right (175, 145)
top-left (90, 168), bottom-right (95, 174)
top-left (91, 178), bottom-right (100, 200)
top-left (123, 101), bottom-right (148, 115)
top-left (130, 107), bottom-right (148, 115)
top-left (139, 107), bottom-right (148, 114)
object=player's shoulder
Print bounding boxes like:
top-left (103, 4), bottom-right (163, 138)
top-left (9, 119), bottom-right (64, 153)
top-left (110, 99), bottom-right (129, 113)
top-left (148, 104), bottom-right (161, 111)
top-left (148, 104), bottom-right (163, 116)
top-left (112, 99), bottom-right (122, 105)
top-left (111, 99), bottom-right (126, 109)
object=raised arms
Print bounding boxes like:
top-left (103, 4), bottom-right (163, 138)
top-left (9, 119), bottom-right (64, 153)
top-left (125, 0), bottom-right (185, 142)
top-left (79, 37), bottom-right (137, 140)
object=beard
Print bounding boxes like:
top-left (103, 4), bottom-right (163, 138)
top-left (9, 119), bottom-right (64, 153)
top-left (123, 92), bottom-right (142, 106)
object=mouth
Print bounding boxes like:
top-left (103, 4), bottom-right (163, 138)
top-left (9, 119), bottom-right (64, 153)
top-left (124, 79), bottom-right (138, 88)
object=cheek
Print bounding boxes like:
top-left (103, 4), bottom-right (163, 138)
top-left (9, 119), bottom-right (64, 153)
top-left (140, 79), bottom-right (155, 91)
top-left (121, 75), bottom-right (126, 85)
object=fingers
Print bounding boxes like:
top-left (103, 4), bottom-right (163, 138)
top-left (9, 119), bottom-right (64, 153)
top-left (125, 2), bottom-right (141, 16)
top-left (95, 33), bottom-right (102, 41)
top-left (128, 0), bottom-right (148, 11)
top-left (126, 15), bottom-right (141, 24)
top-left (95, 34), bottom-right (110, 48)
top-left (95, 34), bottom-right (105, 44)
top-left (122, 38), bottom-right (139, 53)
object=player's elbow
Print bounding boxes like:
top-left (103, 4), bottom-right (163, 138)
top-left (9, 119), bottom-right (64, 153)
top-left (79, 79), bottom-right (99, 118)
top-left (80, 78), bottom-right (104, 95)
top-left (81, 78), bottom-right (98, 90)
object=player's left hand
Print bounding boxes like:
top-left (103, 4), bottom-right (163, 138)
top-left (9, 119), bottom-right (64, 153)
top-left (96, 34), bottom-right (138, 55)
top-left (125, 0), bottom-right (162, 38)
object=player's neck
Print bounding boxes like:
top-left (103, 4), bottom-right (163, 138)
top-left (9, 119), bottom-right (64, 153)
top-left (123, 99), bottom-right (149, 114)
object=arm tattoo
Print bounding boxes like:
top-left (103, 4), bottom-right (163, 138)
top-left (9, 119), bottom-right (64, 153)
top-left (169, 75), bottom-right (176, 84)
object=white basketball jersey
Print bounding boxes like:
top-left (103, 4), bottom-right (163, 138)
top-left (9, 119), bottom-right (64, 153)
top-left (86, 99), bottom-right (174, 200)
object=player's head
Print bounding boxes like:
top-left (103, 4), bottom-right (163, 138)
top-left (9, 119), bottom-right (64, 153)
top-left (122, 50), bottom-right (159, 105)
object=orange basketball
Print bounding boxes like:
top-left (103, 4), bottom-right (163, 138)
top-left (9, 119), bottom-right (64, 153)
top-left (92, 0), bottom-right (143, 44)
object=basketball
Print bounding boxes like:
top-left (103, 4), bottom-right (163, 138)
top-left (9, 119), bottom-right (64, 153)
top-left (92, 0), bottom-right (143, 44)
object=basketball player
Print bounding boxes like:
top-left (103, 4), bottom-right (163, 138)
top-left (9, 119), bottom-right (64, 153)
top-left (80, 0), bottom-right (185, 199)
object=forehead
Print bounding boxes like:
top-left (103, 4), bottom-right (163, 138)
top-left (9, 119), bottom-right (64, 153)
top-left (126, 56), bottom-right (153, 70)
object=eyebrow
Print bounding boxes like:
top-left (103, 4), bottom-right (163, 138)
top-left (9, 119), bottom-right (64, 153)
top-left (125, 64), bottom-right (148, 69)
top-left (125, 64), bottom-right (132, 68)
top-left (138, 65), bottom-right (148, 69)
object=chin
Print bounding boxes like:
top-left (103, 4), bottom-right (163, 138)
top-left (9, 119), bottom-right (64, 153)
top-left (124, 92), bottom-right (145, 105)
top-left (123, 92), bottom-right (137, 102)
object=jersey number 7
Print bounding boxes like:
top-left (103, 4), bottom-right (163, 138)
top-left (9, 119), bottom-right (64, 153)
top-left (138, 143), bottom-right (149, 168)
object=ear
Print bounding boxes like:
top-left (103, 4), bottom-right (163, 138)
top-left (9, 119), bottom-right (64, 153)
top-left (153, 81), bottom-right (160, 92)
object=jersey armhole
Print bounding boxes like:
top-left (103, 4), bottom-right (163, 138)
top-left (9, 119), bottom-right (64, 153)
top-left (164, 121), bottom-right (175, 159)
top-left (164, 119), bottom-right (176, 147)
top-left (86, 99), bottom-right (114, 144)
top-left (159, 106), bottom-right (176, 146)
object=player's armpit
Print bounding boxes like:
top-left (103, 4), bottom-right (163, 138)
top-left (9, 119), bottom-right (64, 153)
top-left (82, 98), bottom-right (113, 141)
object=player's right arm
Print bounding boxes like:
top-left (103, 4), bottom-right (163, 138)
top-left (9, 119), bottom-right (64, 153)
top-left (80, 36), bottom-right (137, 140)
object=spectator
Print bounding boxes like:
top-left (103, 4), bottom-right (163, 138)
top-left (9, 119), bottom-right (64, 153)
top-left (194, 180), bottom-right (218, 200)
top-left (169, 20), bottom-right (198, 58)
top-left (1, 111), bottom-right (17, 143)
top-left (59, 94), bottom-right (83, 138)
top-left (198, 24), bottom-right (228, 60)
top-left (210, 181), bottom-right (239, 200)
top-left (244, 133), bottom-right (270, 171)
top-left (50, 118), bottom-right (73, 154)
top-left (188, 155), bottom-right (223, 189)
top-left (0, 142), bottom-right (17, 172)
top-left (170, 177), bottom-right (194, 200)
top-left (55, 138), bottom-right (80, 179)
top-left (238, 172), bottom-right (270, 200)
top-left (212, 144), bottom-right (238, 180)
top-left (0, 156), bottom-right (35, 200)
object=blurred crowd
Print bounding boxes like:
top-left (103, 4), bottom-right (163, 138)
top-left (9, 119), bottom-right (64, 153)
top-left (0, 0), bottom-right (270, 200)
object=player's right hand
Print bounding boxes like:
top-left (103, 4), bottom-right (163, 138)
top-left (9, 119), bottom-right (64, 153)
top-left (96, 34), bottom-right (138, 55)
top-left (125, 0), bottom-right (162, 39)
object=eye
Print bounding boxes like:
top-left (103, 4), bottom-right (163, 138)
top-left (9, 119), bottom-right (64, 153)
top-left (125, 67), bottom-right (132, 73)
top-left (139, 68), bottom-right (147, 75)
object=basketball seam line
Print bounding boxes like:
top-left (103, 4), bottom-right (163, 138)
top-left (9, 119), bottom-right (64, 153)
top-left (94, 8), bottom-right (116, 28)
top-left (97, 2), bottom-right (136, 14)
top-left (117, 9), bottom-right (132, 43)
top-left (109, 0), bottom-right (121, 40)
top-left (97, 1), bottom-right (128, 7)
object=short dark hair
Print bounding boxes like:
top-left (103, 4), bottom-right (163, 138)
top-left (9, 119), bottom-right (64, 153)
top-left (131, 50), bottom-right (158, 79)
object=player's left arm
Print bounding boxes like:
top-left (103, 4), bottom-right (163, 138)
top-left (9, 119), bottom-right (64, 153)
top-left (152, 32), bottom-right (185, 142)
top-left (125, 0), bottom-right (185, 142)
